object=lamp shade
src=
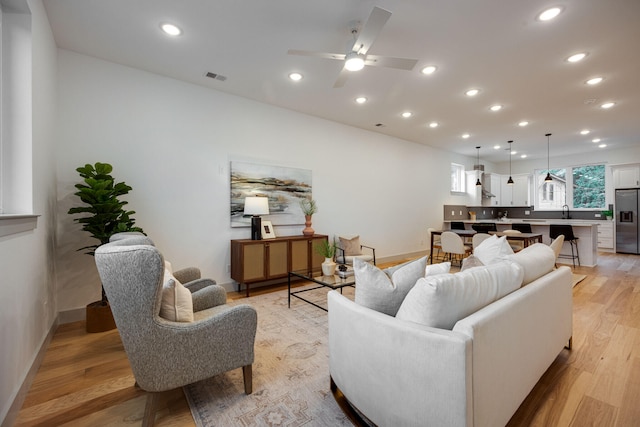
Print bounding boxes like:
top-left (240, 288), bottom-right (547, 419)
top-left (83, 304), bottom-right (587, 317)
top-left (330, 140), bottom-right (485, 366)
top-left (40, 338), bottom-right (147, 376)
top-left (244, 196), bottom-right (269, 216)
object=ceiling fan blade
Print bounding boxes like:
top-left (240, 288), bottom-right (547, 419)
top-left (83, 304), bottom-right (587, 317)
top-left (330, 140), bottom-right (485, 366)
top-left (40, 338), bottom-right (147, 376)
top-left (287, 49), bottom-right (346, 61)
top-left (351, 6), bottom-right (392, 55)
top-left (333, 68), bottom-right (350, 88)
top-left (364, 55), bottom-right (418, 71)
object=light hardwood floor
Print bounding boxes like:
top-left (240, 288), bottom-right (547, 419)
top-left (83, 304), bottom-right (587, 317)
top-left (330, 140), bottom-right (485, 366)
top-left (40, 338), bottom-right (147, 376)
top-left (14, 252), bottom-right (640, 426)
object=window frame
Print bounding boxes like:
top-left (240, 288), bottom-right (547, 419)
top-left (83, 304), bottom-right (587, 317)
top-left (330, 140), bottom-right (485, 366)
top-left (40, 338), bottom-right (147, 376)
top-left (534, 163), bottom-right (606, 211)
top-left (450, 163), bottom-right (466, 194)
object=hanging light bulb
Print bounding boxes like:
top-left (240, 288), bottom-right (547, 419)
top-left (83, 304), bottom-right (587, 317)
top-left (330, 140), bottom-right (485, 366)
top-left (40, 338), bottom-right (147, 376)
top-left (507, 140), bottom-right (514, 185)
top-left (544, 133), bottom-right (553, 182)
top-left (475, 146), bottom-right (482, 186)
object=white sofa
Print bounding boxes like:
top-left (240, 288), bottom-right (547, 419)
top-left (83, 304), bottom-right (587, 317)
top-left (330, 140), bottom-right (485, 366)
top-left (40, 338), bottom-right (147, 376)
top-left (328, 245), bottom-right (573, 427)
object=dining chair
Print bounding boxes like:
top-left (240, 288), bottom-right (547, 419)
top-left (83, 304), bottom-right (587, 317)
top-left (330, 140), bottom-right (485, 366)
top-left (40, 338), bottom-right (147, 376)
top-left (440, 231), bottom-right (471, 267)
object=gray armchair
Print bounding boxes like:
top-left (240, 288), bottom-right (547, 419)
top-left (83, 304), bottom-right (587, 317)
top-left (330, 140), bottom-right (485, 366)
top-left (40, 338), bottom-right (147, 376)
top-left (95, 235), bottom-right (257, 427)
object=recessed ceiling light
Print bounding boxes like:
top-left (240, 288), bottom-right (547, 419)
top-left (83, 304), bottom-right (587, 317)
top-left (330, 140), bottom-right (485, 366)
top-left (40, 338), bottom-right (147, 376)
top-left (466, 89), bottom-right (479, 97)
top-left (511, 150), bottom-right (518, 156)
top-left (490, 105), bottom-right (502, 112)
top-left (355, 97), bottom-right (367, 104)
top-left (520, 154), bottom-right (527, 159)
top-left (518, 121), bottom-right (529, 127)
top-left (592, 138), bottom-right (601, 143)
top-left (538, 7), bottom-right (562, 21)
top-left (462, 133), bottom-right (470, 139)
top-left (421, 65), bottom-right (437, 75)
top-left (586, 77), bottom-right (603, 85)
top-left (494, 145), bottom-right (501, 149)
top-left (160, 23), bottom-right (182, 36)
top-left (288, 72), bottom-right (303, 81)
top-left (599, 144), bottom-right (607, 148)
top-left (429, 122), bottom-right (439, 128)
top-left (402, 111), bottom-right (413, 118)
top-left (601, 102), bottom-right (615, 109)
top-left (580, 129), bottom-right (590, 135)
top-left (567, 52), bottom-right (587, 63)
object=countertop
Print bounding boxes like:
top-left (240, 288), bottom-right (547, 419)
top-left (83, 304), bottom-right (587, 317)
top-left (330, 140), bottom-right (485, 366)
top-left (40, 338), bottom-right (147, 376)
top-left (446, 218), bottom-right (611, 227)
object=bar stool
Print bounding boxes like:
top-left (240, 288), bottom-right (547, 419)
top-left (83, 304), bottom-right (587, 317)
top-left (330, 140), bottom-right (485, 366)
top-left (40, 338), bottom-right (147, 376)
top-left (451, 221), bottom-right (466, 230)
top-left (549, 224), bottom-right (580, 268)
top-left (471, 222), bottom-right (497, 233)
top-left (512, 223), bottom-right (532, 233)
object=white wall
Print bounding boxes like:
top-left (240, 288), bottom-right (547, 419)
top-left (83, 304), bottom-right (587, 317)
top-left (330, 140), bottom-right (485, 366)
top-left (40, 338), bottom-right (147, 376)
top-left (55, 49), bottom-right (476, 312)
top-left (0, 0), bottom-right (57, 423)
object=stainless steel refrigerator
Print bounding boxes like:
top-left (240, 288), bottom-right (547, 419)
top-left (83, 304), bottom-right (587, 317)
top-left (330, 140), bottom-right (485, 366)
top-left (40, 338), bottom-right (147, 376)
top-left (616, 188), bottom-right (640, 254)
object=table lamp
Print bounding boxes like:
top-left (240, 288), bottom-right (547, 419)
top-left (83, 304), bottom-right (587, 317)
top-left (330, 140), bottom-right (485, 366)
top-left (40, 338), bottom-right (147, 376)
top-left (244, 196), bottom-right (270, 240)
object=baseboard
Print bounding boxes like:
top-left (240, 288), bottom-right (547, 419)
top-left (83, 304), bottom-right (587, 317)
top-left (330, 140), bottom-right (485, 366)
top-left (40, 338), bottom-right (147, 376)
top-left (58, 307), bottom-right (86, 324)
top-left (1, 316), bottom-right (58, 427)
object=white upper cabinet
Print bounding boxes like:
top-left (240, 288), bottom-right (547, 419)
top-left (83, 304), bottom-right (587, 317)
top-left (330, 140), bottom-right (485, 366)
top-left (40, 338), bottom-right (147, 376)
top-left (482, 173), bottom-right (502, 206)
top-left (500, 174), bottom-right (531, 206)
top-left (613, 165), bottom-right (640, 188)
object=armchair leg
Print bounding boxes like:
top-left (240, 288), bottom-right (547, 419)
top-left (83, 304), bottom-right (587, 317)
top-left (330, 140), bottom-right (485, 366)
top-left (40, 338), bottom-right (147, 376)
top-left (243, 365), bottom-right (253, 394)
top-left (565, 336), bottom-right (573, 350)
top-left (142, 392), bottom-right (160, 427)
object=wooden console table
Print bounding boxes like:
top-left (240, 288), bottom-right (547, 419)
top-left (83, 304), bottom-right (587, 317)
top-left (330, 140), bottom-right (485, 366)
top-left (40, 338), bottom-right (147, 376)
top-left (231, 234), bottom-right (328, 297)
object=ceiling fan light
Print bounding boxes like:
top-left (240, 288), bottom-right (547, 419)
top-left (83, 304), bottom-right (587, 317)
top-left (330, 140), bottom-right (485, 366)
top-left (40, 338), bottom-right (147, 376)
top-left (345, 52), bottom-right (365, 71)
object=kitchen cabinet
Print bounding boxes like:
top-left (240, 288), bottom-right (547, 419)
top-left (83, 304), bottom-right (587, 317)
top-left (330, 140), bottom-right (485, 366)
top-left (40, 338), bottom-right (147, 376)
top-left (612, 164), bottom-right (640, 188)
top-left (231, 234), bottom-right (327, 296)
top-left (482, 173), bottom-right (502, 206)
top-left (597, 221), bottom-right (614, 251)
top-left (499, 174), bottom-right (531, 206)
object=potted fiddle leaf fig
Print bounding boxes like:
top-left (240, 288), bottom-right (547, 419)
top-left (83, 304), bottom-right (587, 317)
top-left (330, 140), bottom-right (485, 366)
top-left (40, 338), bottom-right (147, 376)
top-left (68, 162), bottom-right (144, 332)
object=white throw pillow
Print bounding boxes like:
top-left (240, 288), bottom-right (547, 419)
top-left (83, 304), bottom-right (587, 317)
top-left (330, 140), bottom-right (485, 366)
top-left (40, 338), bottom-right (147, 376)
top-left (396, 260), bottom-right (524, 330)
top-left (425, 262), bottom-right (451, 277)
top-left (160, 269), bottom-right (194, 322)
top-left (473, 235), bottom-right (514, 265)
top-left (506, 243), bottom-right (556, 285)
top-left (354, 256), bottom-right (428, 316)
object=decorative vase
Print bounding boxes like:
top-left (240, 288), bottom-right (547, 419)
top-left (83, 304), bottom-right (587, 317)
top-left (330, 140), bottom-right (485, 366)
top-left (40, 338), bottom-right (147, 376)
top-left (302, 215), bottom-right (315, 236)
top-left (322, 257), bottom-right (337, 276)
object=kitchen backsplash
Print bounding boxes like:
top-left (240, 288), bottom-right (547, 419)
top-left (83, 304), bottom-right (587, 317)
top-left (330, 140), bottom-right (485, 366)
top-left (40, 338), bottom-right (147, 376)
top-left (443, 205), bottom-right (613, 221)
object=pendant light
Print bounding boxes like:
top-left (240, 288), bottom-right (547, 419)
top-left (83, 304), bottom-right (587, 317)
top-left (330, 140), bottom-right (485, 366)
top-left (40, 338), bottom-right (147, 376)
top-left (475, 146), bottom-right (482, 186)
top-left (507, 140), bottom-right (514, 185)
top-left (544, 133), bottom-right (553, 182)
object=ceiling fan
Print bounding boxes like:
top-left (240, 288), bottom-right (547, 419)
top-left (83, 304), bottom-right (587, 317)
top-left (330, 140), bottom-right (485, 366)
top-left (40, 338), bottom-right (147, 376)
top-left (287, 6), bottom-right (418, 88)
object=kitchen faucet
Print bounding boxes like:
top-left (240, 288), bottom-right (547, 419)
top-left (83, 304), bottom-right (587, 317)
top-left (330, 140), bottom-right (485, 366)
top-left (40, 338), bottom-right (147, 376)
top-left (562, 204), bottom-right (571, 219)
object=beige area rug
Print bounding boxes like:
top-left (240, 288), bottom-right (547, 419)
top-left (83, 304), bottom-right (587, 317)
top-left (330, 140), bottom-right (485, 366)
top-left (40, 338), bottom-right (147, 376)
top-left (572, 273), bottom-right (587, 287)
top-left (184, 286), bottom-right (355, 427)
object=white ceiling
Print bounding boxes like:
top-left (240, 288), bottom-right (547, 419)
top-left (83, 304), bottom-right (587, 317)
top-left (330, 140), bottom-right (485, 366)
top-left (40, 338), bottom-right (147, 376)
top-left (42, 0), bottom-right (640, 163)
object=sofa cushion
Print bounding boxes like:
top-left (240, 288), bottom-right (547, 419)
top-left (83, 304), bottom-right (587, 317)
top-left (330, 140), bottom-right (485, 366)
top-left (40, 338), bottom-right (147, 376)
top-left (354, 256), bottom-right (428, 316)
top-left (396, 260), bottom-right (524, 329)
top-left (461, 255), bottom-right (484, 271)
top-left (160, 269), bottom-right (194, 322)
top-left (425, 261), bottom-right (451, 276)
top-left (473, 235), bottom-right (514, 265)
top-left (505, 243), bottom-right (556, 285)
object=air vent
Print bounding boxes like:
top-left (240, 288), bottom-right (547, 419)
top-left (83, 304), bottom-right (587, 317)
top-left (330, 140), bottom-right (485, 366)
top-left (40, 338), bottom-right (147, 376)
top-left (205, 72), bottom-right (227, 82)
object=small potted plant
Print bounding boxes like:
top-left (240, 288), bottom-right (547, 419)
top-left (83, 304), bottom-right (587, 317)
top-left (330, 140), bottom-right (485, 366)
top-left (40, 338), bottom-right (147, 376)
top-left (300, 198), bottom-right (317, 236)
top-left (602, 209), bottom-right (613, 220)
top-left (315, 239), bottom-right (337, 276)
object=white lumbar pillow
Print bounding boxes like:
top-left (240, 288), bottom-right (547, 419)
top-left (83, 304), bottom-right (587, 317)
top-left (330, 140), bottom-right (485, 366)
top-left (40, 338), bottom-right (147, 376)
top-left (160, 268), bottom-right (194, 322)
top-left (473, 235), bottom-right (514, 265)
top-left (506, 243), bottom-right (556, 285)
top-left (354, 256), bottom-right (428, 316)
top-left (396, 260), bottom-right (524, 330)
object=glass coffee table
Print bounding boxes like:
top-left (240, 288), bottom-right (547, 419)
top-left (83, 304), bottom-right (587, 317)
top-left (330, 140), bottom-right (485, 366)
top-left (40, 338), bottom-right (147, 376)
top-left (288, 267), bottom-right (355, 311)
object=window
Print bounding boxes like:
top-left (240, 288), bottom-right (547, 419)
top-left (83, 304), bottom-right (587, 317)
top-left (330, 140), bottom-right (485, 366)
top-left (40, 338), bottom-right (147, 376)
top-left (535, 164), bottom-right (605, 210)
top-left (450, 163), bottom-right (465, 193)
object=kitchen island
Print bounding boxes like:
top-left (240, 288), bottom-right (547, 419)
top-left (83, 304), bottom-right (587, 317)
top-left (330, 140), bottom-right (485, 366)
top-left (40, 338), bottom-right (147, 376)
top-left (444, 219), bottom-right (600, 267)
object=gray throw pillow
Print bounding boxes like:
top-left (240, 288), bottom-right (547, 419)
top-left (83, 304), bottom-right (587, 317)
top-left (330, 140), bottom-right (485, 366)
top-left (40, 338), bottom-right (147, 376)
top-left (354, 256), bottom-right (427, 316)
